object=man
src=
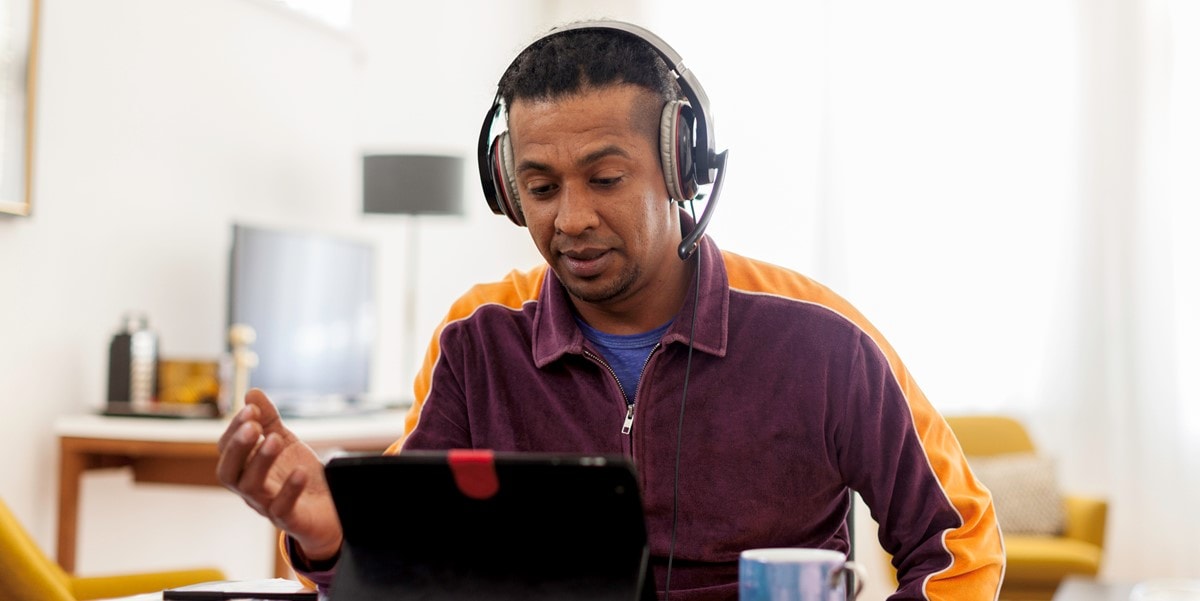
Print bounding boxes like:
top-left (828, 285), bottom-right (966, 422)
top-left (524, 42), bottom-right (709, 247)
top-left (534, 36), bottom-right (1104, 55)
top-left (217, 22), bottom-right (1004, 600)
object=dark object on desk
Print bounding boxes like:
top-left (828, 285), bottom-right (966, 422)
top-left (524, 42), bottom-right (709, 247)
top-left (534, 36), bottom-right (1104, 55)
top-left (163, 578), bottom-right (317, 600)
top-left (325, 451), bottom-right (655, 601)
top-left (107, 313), bottom-right (159, 413)
top-left (102, 400), bottom-right (218, 419)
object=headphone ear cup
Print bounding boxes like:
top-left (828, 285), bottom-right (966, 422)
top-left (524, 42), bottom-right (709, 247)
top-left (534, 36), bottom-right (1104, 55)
top-left (659, 100), bottom-right (697, 201)
top-left (491, 131), bottom-right (525, 226)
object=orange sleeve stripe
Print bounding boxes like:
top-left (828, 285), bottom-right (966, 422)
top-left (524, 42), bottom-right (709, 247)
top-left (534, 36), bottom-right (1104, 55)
top-left (386, 265), bottom-right (549, 455)
top-left (722, 251), bottom-right (1004, 599)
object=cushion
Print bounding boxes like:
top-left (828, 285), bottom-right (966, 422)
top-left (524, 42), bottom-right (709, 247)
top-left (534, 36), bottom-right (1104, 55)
top-left (969, 453), bottom-right (1065, 536)
top-left (1003, 535), bottom-right (1103, 582)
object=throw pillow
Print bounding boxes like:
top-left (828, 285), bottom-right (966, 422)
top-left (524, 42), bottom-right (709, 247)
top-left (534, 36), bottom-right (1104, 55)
top-left (968, 452), bottom-right (1065, 536)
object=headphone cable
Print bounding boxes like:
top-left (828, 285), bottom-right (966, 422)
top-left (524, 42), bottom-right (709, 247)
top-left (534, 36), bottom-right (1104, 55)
top-left (663, 199), bottom-right (703, 601)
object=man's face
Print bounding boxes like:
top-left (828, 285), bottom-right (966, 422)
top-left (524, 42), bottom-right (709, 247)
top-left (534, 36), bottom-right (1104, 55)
top-left (507, 84), bottom-right (681, 315)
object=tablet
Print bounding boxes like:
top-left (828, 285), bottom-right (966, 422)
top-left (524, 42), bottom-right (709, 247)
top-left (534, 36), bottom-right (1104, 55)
top-left (325, 450), bottom-right (655, 601)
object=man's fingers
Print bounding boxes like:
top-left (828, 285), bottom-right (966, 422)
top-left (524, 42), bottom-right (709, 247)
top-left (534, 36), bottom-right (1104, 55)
top-left (244, 388), bottom-right (288, 436)
top-left (215, 419), bottom-right (262, 490)
top-left (270, 470), bottom-right (343, 562)
top-left (216, 404), bottom-right (260, 453)
top-left (237, 431), bottom-right (285, 494)
top-left (267, 469), bottom-right (308, 526)
top-left (215, 389), bottom-right (321, 539)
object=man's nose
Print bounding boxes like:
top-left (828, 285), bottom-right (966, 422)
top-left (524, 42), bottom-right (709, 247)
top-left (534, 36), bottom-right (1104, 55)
top-left (554, 182), bottom-right (600, 235)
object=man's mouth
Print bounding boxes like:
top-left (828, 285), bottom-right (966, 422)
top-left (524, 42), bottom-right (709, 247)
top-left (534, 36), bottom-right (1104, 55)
top-left (559, 248), bottom-right (611, 278)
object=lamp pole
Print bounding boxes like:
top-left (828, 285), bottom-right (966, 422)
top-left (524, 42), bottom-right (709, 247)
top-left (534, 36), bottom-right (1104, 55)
top-left (403, 215), bottom-right (420, 394)
top-left (362, 153), bottom-right (464, 401)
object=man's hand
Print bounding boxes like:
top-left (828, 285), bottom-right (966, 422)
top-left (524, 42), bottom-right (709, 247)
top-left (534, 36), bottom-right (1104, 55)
top-left (216, 389), bottom-right (343, 562)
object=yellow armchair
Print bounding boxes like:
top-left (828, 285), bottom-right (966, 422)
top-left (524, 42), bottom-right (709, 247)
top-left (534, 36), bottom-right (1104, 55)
top-left (1, 496), bottom-right (225, 601)
top-left (945, 416), bottom-right (1107, 601)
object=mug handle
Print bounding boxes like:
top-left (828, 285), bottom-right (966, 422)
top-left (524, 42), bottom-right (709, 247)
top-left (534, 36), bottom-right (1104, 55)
top-left (828, 560), bottom-right (868, 600)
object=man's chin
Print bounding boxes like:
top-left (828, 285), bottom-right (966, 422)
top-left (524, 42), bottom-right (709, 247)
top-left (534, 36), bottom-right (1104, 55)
top-left (556, 274), bottom-right (626, 306)
top-left (552, 259), bottom-right (639, 306)
top-left (561, 280), bottom-right (616, 305)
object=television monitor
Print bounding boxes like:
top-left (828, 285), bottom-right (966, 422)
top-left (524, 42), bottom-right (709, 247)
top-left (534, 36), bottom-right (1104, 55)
top-left (227, 223), bottom-right (377, 416)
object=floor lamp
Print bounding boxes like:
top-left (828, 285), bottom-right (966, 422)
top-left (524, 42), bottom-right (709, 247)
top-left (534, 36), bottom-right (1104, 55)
top-left (362, 154), bottom-right (464, 392)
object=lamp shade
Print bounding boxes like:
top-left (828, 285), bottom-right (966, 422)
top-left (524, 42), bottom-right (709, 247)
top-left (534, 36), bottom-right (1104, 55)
top-left (362, 154), bottom-right (465, 215)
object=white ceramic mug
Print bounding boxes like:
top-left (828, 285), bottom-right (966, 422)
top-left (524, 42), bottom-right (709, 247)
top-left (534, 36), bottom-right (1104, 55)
top-left (739, 548), bottom-right (866, 601)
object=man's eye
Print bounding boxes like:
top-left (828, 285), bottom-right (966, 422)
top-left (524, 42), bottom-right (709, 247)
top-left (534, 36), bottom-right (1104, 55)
top-left (593, 176), bottom-right (624, 188)
top-left (526, 183), bottom-right (558, 197)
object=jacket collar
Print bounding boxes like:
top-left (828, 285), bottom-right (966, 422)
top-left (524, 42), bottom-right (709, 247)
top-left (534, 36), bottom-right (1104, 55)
top-left (531, 217), bottom-right (730, 368)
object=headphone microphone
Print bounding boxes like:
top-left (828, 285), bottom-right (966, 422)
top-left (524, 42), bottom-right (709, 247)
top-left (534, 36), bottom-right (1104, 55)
top-left (676, 151), bottom-right (727, 260)
top-left (476, 21), bottom-right (728, 261)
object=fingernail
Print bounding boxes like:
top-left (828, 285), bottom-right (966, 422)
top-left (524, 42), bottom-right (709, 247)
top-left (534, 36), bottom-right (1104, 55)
top-left (261, 434), bottom-right (281, 455)
top-left (237, 422), bottom-right (256, 444)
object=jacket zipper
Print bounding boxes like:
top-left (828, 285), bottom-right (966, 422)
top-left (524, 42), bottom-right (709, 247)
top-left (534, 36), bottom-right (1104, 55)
top-left (583, 343), bottom-right (661, 437)
top-left (628, 343), bottom-right (661, 434)
top-left (621, 405), bottom-right (636, 435)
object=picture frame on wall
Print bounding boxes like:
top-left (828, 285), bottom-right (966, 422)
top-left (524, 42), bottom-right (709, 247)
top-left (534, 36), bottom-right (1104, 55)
top-left (0, 0), bottom-right (40, 217)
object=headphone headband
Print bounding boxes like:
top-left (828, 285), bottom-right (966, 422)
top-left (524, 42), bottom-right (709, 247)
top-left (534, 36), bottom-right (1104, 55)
top-left (541, 21), bottom-right (717, 184)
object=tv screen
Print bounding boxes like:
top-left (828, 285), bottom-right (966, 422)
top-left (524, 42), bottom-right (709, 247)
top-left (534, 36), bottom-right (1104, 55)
top-left (228, 223), bottom-right (376, 415)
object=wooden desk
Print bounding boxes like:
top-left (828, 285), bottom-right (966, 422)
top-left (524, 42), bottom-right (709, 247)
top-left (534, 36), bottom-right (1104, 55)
top-left (55, 412), bottom-right (406, 578)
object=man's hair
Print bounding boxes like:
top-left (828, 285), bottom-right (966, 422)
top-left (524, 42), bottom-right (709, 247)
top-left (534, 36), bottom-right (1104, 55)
top-left (498, 25), bottom-right (682, 109)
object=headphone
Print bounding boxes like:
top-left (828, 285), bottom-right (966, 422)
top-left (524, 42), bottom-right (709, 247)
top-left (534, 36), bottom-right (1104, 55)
top-left (476, 21), bottom-right (728, 260)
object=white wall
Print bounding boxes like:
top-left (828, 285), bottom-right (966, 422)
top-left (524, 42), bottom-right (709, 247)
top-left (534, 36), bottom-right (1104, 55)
top-left (0, 0), bottom-right (549, 580)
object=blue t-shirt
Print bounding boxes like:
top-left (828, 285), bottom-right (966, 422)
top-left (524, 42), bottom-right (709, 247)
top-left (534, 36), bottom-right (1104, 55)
top-left (576, 318), bottom-right (672, 404)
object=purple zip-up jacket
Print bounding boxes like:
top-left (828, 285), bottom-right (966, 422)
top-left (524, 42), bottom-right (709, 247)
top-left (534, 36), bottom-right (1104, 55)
top-left (296, 234), bottom-right (1004, 600)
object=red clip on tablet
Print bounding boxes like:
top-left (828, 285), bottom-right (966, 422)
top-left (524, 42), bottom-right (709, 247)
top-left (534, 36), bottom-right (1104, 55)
top-left (448, 449), bottom-right (500, 499)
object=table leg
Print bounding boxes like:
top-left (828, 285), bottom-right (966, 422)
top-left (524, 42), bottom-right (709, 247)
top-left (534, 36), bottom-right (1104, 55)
top-left (57, 439), bottom-right (86, 573)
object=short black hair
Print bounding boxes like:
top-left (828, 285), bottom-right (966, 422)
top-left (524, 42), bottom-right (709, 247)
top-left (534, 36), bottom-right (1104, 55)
top-left (498, 24), bottom-right (682, 109)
